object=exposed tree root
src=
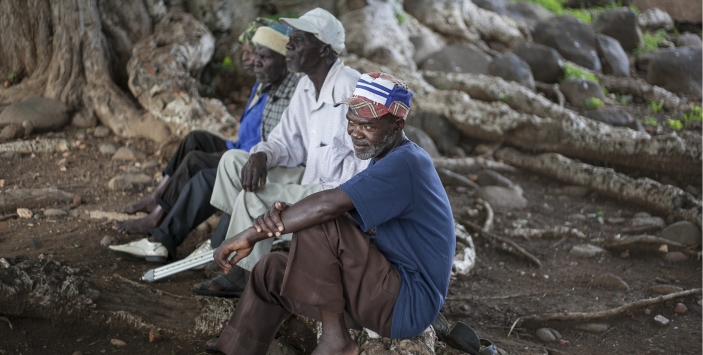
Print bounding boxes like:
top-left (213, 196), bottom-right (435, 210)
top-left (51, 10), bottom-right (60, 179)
top-left (433, 156), bottom-right (519, 174)
top-left (597, 74), bottom-right (686, 111)
top-left (437, 168), bottom-right (480, 190)
top-left (508, 227), bottom-right (587, 240)
top-left (461, 219), bottom-right (542, 268)
top-left (0, 188), bottom-right (75, 213)
top-left (479, 199), bottom-right (494, 233)
top-left (0, 139), bottom-right (69, 153)
top-left (495, 148), bottom-right (702, 227)
top-left (604, 234), bottom-right (689, 250)
top-left (344, 55), bottom-right (437, 96)
top-left (453, 222), bottom-right (477, 277)
top-left (535, 82), bottom-right (565, 107)
top-left (509, 288), bottom-right (702, 335)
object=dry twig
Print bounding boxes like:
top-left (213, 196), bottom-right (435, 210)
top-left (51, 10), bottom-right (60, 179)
top-left (0, 316), bottom-right (13, 330)
top-left (460, 219), bottom-right (542, 268)
top-left (508, 226), bottom-right (587, 240)
top-left (0, 213), bottom-right (18, 222)
top-left (479, 199), bottom-right (494, 232)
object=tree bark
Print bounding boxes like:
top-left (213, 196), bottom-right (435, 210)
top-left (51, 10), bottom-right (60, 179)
top-left (597, 74), bottom-right (686, 112)
top-left (495, 148), bottom-right (702, 227)
top-left (0, 139), bottom-right (70, 153)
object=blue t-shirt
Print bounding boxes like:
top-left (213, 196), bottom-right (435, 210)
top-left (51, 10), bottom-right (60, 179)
top-left (339, 139), bottom-right (455, 338)
top-left (226, 83), bottom-right (268, 151)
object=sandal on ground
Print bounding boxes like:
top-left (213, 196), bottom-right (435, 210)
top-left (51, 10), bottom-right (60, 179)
top-left (444, 322), bottom-right (499, 355)
top-left (431, 312), bottom-right (451, 341)
top-left (204, 336), bottom-right (221, 353)
top-left (190, 278), bottom-right (243, 298)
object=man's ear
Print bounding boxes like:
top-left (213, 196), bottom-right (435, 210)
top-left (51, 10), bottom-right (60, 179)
top-left (394, 117), bottom-right (405, 133)
top-left (319, 44), bottom-right (332, 58)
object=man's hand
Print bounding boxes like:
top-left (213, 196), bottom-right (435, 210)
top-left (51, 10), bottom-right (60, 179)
top-left (214, 228), bottom-right (258, 272)
top-left (241, 152), bottom-right (268, 192)
top-left (254, 202), bottom-right (289, 237)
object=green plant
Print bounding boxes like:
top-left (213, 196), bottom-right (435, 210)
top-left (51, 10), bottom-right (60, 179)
top-left (395, 10), bottom-right (408, 24)
top-left (683, 106), bottom-right (703, 127)
top-left (264, 11), bottom-right (298, 21)
top-left (635, 29), bottom-right (667, 56)
top-left (8, 72), bottom-right (17, 80)
top-left (562, 63), bottom-right (599, 83)
top-left (667, 118), bottom-right (683, 131)
top-left (648, 101), bottom-right (663, 113)
top-left (642, 116), bottom-right (658, 127)
top-left (615, 95), bottom-right (630, 105)
top-left (584, 97), bottom-right (605, 109)
top-left (222, 56), bottom-right (233, 68)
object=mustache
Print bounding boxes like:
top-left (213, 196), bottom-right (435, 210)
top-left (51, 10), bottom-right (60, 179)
top-left (352, 139), bottom-right (370, 146)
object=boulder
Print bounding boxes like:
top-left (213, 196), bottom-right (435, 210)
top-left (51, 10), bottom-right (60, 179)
top-left (636, 51), bottom-right (654, 71)
top-left (676, 33), bottom-right (702, 47)
top-left (488, 53), bottom-right (536, 90)
top-left (404, 125), bottom-right (441, 158)
top-left (646, 46), bottom-right (702, 99)
top-left (638, 7), bottom-right (674, 31)
top-left (659, 221), bottom-right (702, 246)
top-left (596, 34), bottom-right (630, 77)
top-left (582, 108), bottom-right (643, 131)
top-left (560, 78), bottom-right (606, 108)
top-left (71, 111), bottom-right (98, 128)
top-left (472, 0), bottom-right (507, 15)
top-left (0, 124), bottom-right (25, 142)
top-left (409, 36), bottom-right (444, 66)
top-left (0, 96), bottom-right (71, 132)
top-left (406, 110), bottom-right (461, 155)
top-left (420, 44), bottom-right (492, 75)
top-left (505, 2), bottom-right (553, 30)
top-left (533, 15), bottom-right (602, 71)
top-left (512, 42), bottom-right (565, 83)
top-left (476, 169), bottom-right (514, 188)
top-left (631, 0), bottom-right (703, 23)
top-left (592, 8), bottom-right (643, 53)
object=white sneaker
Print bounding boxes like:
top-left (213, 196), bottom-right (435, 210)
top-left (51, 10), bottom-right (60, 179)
top-left (109, 238), bottom-right (168, 262)
top-left (186, 240), bottom-right (212, 270)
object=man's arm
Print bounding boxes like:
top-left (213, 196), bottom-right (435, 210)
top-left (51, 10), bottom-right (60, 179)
top-left (213, 188), bottom-right (354, 271)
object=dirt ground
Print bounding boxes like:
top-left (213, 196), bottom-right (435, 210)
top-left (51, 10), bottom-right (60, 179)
top-left (0, 125), bottom-right (701, 355)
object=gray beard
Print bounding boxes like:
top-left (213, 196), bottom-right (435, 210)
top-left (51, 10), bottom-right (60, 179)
top-left (353, 133), bottom-right (396, 160)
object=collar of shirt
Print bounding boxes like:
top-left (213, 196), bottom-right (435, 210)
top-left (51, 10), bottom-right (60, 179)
top-left (304, 59), bottom-right (344, 110)
top-left (263, 72), bottom-right (300, 102)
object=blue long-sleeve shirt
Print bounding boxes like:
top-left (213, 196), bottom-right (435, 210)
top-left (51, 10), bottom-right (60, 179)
top-left (226, 83), bottom-right (268, 152)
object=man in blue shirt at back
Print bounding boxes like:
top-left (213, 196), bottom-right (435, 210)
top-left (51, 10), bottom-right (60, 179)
top-left (210, 72), bottom-right (455, 355)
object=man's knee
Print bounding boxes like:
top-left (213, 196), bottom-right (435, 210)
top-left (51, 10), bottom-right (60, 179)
top-left (217, 150), bottom-right (250, 179)
top-left (250, 252), bottom-right (287, 290)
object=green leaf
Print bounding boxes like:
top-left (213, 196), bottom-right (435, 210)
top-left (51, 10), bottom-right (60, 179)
top-left (222, 56), bottom-right (233, 68)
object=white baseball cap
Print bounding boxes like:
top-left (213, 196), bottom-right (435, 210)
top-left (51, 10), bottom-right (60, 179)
top-left (280, 8), bottom-right (345, 54)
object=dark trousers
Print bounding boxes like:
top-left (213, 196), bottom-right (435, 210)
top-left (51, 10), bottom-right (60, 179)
top-left (215, 215), bottom-right (401, 355)
top-left (159, 131), bottom-right (228, 210)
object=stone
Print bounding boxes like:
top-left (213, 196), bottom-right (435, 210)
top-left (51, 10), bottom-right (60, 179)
top-left (43, 208), bottom-right (67, 217)
top-left (72, 351), bottom-right (83, 355)
top-left (0, 96), bottom-right (70, 132)
top-left (141, 160), bottom-right (160, 170)
top-left (17, 208), bottom-right (33, 219)
top-left (99, 142), bottom-right (118, 155)
top-left (559, 78), bottom-right (606, 108)
top-left (505, 1), bottom-right (553, 30)
top-left (420, 44), bottom-right (493, 75)
top-left (674, 303), bottom-right (687, 314)
top-left (71, 111), bottom-right (98, 128)
top-left (623, 216), bottom-right (666, 233)
top-left (560, 185), bottom-right (589, 198)
top-left (108, 176), bottom-right (133, 191)
top-left (569, 214), bottom-right (587, 221)
top-left (649, 284), bottom-right (683, 295)
top-left (638, 7), bottom-right (674, 31)
top-left (582, 108), bottom-right (641, 131)
top-left (476, 169), bottom-right (514, 188)
top-left (607, 217), bottom-right (626, 224)
top-left (0, 123), bottom-right (25, 141)
top-left (93, 125), bottom-right (112, 138)
top-left (1, 151), bottom-right (19, 160)
top-left (653, 314), bottom-right (669, 326)
top-left (22, 120), bottom-right (34, 135)
top-left (404, 125), bottom-right (440, 158)
top-left (110, 339), bottom-right (126, 347)
top-left (676, 33), bottom-right (702, 47)
top-left (406, 110), bottom-right (461, 155)
top-left (591, 273), bottom-right (630, 290)
top-left (595, 34), bottom-right (630, 77)
top-left (592, 8), bottom-right (643, 53)
top-left (631, 0), bottom-right (702, 23)
top-left (660, 221), bottom-right (702, 246)
top-left (646, 46), bottom-right (702, 99)
top-left (112, 146), bottom-right (147, 161)
top-left (636, 51), bottom-right (654, 71)
top-left (409, 36), bottom-right (444, 66)
top-left (488, 53), bottom-right (536, 90)
top-left (100, 235), bottom-right (115, 247)
top-left (574, 323), bottom-right (609, 333)
top-left (124, 173), bottom-right (153, 188)
top-left (149, 328), bottom-right (163, 343)
top-left (477, 186), bottom-right (528, 209)
top-left (569, 244), bottom-right (605, 257)
top-left (72, 195), bottom-right (83, 207)
top-left (633, 212), bottom-right (651, 218)
top-left (535, 328), bottom-right (561, 342)
top-left (663, 251), bottom-right (688, 262)
top-left (0, 258), bottom-right (9, 269)
top-left (533, 15), bottom-right (601, 71)
top-left (472, 0), bottom-right (507, 15)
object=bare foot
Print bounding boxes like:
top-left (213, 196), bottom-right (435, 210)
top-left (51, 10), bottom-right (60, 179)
top-left (113, 207), bottom-right (164, 234)
top-left (120, 194), bottom-right (158, 214)
top-left (311, 338), bottom-right (358, 355)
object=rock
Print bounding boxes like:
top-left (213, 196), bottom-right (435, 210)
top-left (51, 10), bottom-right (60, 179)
top-left (676, 33), bottom-right (702, 47)
top-left (582, 108), bottom-right (641, 131)
top-left (404, 125), bottom-right (440, 158)
top-left (108, 176), bottom-right (133, 191)
top-left (653, 314), bottom-right (669, 326)
top-left (72, 351), bottom-right (83, 355)
top-left (22, 120), bottom-right (34, 135)
top-left (71, 111), bottom-right (98, 128)
top-left (560, 185), bottom-right (589, 198)
top-left (142, 160), bottom-right (160, 170)
top-left (406, 110), bottom-right (461, 155)
top-left (633, 212), bottom-right (651, 218)
top-left (535, 328), bottom-right (561, 342)
top-left (569, 213), bottom-right (587, 221)
top-left (505, 2), bottom-right (553, 30)
top-left (43, 208), bottom-right (67, 217)
top-left (660, 221), bottom-right (702, 246)
top-left (124, 173), bottom-right (153, 188)
top-left (560, 78), bottom-right (606, 108)
top-left (112, 146), bottom-right (147, 161)
top-left (649, 284), bottom-right (683, 295)
top-left (472, 0), bottom-right (507, 15)
top-left (591, 273), bottom-right (630, 290)
top-left (638, 8), bottom-right (674, 31)
top-left (622, 216), bottom-right (666, 233)
top-left (607, 217), bottom-right (626, 224)
top-left (93, 125), bottom-right (112, 138)
top-left (674, 303), bottom-right (688, 314)
top-left (574, 323), bottom-right (609, 333)
top-left (477, 186), bottom-right (527, 209)
top-left (17, 208), bottom-right (33, 219)
top-left (476, 169), bottom-right (514, 188)
top-left (0, 258), bottom-right (9, 269)
top-left (410, 37), bottom-right (443, 67)
top-left (570, 244), bottom-right (605, 257)
top-left (100, 235), bottom-right (115, 247)
top-left (99, 142), bottom-right (118, 155)
top-left (420, 44), bottom-right (493, 75)
top-left (592, 8), bottom-right (643, 53)
top-left (72, 195), bottom-right (83, 207)
top-left (110, 339), bottom-right (126, 347)
top-left (0, 123), bottom-right (25, 141)
top-left (74, 131), bottom-right (87, 141)
top-left (488, 53), bottom-right (535, 90)
top-left (646, 46), bottom-right (702, 99)
top-left (631, 0), bottom-right (702, 23)
top-left (0, 96), bottom-right (71, 132)
top-left (149, 328), bottom-right (163, 343)
top-left (636, 51), bottom-right (654, 71)
top-left (1, 151), bottom-right (19, 160)
top-left (663, 251), bottom-right (688, 262)
top-left (566, 0), bottom-right (617, 7)
top-left (533, 15), bottom-right (601, 71)
top-left (513, 42), bottom-right (564, 83)
top-left (595, 34), bottom-right (630, 77)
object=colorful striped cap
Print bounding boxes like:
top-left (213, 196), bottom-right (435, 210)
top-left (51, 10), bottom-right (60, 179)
top-left (335, 72), bottom-right (413, 119)
top-left (238, 17), bottom-right (278, 45)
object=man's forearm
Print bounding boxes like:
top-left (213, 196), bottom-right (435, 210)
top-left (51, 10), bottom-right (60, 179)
top-left (273, 188), bottom-right (354, 236)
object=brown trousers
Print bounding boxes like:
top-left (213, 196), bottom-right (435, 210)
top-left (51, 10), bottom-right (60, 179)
top-left (215, 215), bottom-right (401, 355)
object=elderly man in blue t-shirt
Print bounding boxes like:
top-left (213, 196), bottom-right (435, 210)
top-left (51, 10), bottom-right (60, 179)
top-left (211, 72), bottom-right (455, 355)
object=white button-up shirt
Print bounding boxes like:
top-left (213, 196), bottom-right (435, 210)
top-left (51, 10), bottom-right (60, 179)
top-left (249, 59), bottom-right (366, 189)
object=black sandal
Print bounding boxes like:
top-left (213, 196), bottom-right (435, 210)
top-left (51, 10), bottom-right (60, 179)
top-left (204, 337), bottom-right (221, 353)
top-left (190, 279), bottom-right (243, 298)
top-left (443, 322), bottom-right (499, 355)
